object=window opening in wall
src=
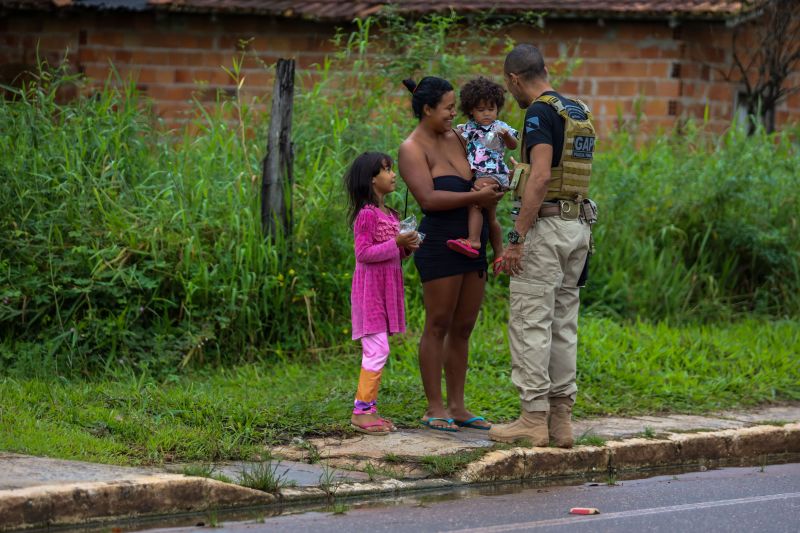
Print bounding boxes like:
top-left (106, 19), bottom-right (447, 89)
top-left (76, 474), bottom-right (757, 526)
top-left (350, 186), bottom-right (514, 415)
top-left (668, 100), bottom-right (679, 116)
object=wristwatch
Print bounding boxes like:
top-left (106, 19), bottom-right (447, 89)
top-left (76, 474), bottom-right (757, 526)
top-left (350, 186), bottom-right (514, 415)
top-left (507, 229), bottom-right (525, 245)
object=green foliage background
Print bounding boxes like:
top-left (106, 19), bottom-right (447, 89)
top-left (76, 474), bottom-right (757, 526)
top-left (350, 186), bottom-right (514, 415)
top-left (1, 13), bottom-right (799, 377)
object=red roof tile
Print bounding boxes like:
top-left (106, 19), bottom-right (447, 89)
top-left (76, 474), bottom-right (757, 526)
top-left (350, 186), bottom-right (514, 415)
top-left (3, 0), bottom-right (758, 20)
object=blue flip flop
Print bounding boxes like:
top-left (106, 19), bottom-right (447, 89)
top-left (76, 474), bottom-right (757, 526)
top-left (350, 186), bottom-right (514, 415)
top-left (421, 417), bottom-right (459, 432)
top-left (455, 416), bottom-right (491, 430)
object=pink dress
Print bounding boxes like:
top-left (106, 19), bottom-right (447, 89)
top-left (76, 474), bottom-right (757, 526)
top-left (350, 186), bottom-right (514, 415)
top-left (350, 205), bottom-right (407, 340)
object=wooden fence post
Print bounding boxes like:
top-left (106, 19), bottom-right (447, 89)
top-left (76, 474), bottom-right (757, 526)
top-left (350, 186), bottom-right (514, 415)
top-left (261, 59), bottom-right (295, 239)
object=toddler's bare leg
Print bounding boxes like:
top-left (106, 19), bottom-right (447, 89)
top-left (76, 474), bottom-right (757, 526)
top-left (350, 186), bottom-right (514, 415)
top-left (487, 203), bottom-right (503, 257)
top-left (468, 178), bottom-right (498, 250)
top-left (467, 206), bottom-right (483, 250)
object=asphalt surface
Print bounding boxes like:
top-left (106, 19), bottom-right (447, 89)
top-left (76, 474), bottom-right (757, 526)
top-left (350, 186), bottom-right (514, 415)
top-left (143, 462), bottom-right (800, 533)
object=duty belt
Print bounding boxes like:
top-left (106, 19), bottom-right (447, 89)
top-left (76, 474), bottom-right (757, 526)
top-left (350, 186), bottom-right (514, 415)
top-left (511, 199), bottom-right (595, 222)
top-left (538, 200), bottom-right (581, 220)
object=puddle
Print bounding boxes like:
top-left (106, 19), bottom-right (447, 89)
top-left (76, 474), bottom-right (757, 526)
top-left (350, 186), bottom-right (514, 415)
top-left (39, 453), bottom-right (800, 532)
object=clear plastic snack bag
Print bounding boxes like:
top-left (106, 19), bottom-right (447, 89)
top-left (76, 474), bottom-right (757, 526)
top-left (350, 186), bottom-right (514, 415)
top-left (399, 215), bottom-right (425, 243)
top-left (399, 215), bottom-right (417, 234)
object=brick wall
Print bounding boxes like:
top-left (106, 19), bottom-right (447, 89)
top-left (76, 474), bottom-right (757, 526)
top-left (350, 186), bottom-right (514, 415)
top-left (510, 19), bottom-right (800, 137)
top-left (0, 11), bottom-right (336, 126)
top-left (1, 10), bottom-right (798, 134)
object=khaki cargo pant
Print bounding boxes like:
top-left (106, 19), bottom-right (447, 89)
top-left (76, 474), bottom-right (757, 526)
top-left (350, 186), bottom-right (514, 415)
top-left (509, 216), bottom-right (591, 412)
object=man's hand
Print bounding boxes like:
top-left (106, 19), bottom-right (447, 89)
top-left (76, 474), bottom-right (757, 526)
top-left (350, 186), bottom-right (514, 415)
top-left (502, 242), bottom-right (524, 275)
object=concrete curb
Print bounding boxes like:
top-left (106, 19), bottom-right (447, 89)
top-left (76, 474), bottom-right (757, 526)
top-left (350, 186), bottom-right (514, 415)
top-left (459, 423), bottom-right (800, 483)
top-left (280, 477), bottom-right (456, 503)
top-left (0, 474), bottom-right (275, 532)
top-left (2, 423), bottom-right (798, 530)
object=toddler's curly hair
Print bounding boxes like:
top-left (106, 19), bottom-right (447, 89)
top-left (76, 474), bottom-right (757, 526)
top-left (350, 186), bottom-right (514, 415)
top-left (459, 76), bottom-right (506, 118)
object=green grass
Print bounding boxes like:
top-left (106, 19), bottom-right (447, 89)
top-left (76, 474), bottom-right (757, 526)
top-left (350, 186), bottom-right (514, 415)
top-left (575, 431), bottom-right (607, 447)
top-left (759, 420), bottom-right (791, 427)
top-left (326, 502), bottom-right (350, 515)
top-left (0, 318), bottom-right (797, 466)
top-left (239, 461), bottom-right (295, 492)
top-left (182, 463), bottom-right (233, 484)
top-left (364, 462), bottom-right (403, 480)
top-left (420, 449), bottom-right (487, 477)
top-left (640, 426), bottom-right (657, 439)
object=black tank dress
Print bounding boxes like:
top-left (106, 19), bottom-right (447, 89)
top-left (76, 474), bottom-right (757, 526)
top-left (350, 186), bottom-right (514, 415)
top-left (414, 175), bottom-right (489, 283)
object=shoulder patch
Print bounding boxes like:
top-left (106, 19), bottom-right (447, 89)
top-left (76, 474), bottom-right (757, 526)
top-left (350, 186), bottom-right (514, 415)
top-left (525, 116), bottom-right (540, 134)
top-left (565, 102), bottom-right (588, 120)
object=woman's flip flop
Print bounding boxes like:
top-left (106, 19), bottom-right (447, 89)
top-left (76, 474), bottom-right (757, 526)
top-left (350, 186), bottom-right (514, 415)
top-left (446, 238), bottom-right (479, 258)
top-left (421, 417), bottom-right (459, 432)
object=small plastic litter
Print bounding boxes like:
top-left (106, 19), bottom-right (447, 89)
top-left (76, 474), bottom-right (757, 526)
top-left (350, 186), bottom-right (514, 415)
top-left (569, 507), bottom-right (600, 515)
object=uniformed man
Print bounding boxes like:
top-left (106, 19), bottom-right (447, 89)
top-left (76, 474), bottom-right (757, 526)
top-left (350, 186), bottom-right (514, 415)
top-left (489, 43), bottom-right (597, 448)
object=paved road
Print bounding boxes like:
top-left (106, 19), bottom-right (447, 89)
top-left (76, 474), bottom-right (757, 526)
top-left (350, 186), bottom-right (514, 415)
top-left (147, 463), bottom-right (800, 533)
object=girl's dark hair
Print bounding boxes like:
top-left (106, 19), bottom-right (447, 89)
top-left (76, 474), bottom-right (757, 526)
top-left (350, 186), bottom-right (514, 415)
top-left (402, 76), bottom-right (454, 120)
top-left (459, 76), bottom-right (506, 118)
top-left (344, 151), bottom-right (394, 227)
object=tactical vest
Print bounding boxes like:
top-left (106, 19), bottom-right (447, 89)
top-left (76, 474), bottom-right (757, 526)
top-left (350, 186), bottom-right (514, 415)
top-left (520, 94), bottom-right (596, 202)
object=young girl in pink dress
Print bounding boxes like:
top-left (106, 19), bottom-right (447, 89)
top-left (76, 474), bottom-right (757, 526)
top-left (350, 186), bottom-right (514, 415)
top-left (346, 152), bottom-right (420, 435)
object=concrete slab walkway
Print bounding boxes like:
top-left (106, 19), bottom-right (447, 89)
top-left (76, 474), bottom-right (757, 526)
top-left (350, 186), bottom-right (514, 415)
top-left (272, 405), bottom-right (800, 476)
top-left (1, 404), bottom-right (798, 531)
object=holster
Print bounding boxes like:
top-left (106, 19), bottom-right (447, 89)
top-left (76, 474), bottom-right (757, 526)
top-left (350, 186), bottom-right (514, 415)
top-left (577, 200), bottom-right (597, 287)
top-left (509, 162), bottom-right (531, 198)
top-left (577, 253), bottom-right (590, 287)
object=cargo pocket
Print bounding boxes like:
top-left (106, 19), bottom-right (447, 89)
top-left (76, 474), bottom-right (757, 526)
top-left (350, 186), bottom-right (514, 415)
top-left (510, 279), bottom-right (548, 325)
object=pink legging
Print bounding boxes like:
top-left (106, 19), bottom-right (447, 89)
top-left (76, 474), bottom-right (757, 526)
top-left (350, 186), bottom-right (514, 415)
top-left (353, 332), bottom-right (390, 414)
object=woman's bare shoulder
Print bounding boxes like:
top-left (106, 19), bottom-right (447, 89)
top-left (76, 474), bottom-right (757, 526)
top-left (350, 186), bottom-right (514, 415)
top-left (399, 135), bottom-right (426, 159)
top-left (400, 132), bottom-right (423, 148)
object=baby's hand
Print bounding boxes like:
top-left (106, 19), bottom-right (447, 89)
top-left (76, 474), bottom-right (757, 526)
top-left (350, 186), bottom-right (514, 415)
top-left (500, 128), bottom-right (518, 149)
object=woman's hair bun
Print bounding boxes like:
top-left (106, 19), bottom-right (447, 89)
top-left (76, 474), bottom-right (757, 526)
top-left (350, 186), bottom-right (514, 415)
top-left (402, 78), bottom-right (417, 94)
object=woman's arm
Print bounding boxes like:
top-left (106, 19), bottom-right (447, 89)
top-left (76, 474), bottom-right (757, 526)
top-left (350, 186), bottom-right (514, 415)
top-left (398, 138), bottom-right (502, 212)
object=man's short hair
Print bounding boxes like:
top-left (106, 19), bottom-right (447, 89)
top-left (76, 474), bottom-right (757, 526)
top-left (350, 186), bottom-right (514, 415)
top-left (504, 44), bottom-right (546, 81)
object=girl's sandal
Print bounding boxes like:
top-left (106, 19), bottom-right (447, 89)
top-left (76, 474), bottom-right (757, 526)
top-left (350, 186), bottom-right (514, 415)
top-left (377, 417), bottom-right (397, 432)
top-left (351, 420), bottom-right (391, 436)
